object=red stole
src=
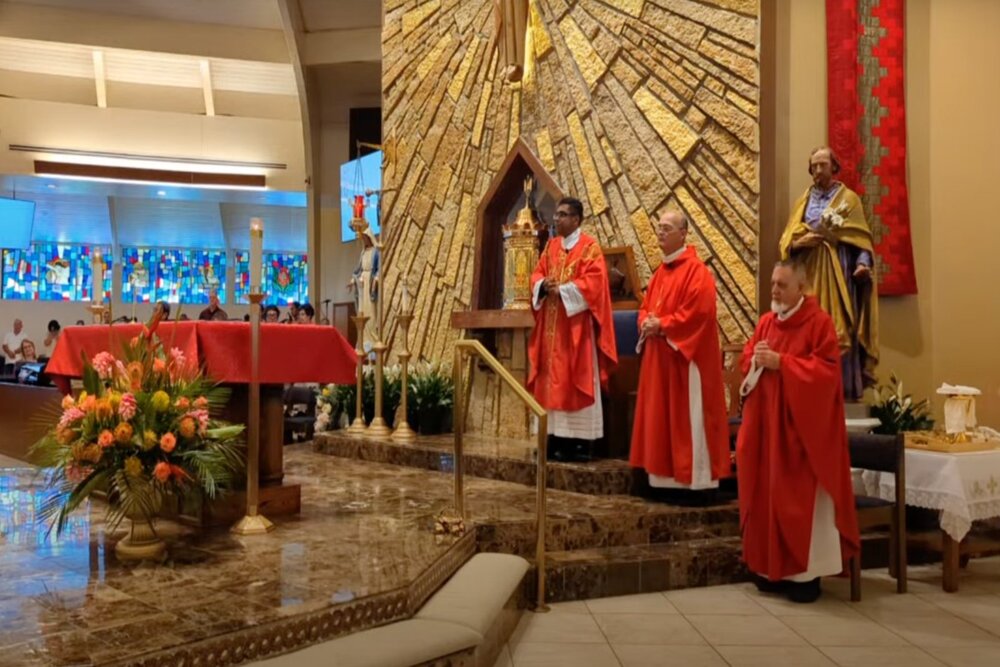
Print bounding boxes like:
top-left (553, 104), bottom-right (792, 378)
top-left (527, 233), bottom-right (617, 412)
top-left (736, 296), bottom-right (860, 580)
top-left (629, 246), bottom-right (730, 483)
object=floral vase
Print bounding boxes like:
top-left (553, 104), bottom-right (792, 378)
top-left (114, 501), bottom-right (165, 561)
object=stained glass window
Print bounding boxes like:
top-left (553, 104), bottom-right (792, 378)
top-left (121, 248), bottom-right (227, 304)
top-left (1, 244), bottom-right (112, 301)
top-left (234, 251), bottom-right (308, 305)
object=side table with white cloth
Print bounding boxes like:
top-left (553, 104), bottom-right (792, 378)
top-left (858, 448), bottom-right (1000, 592)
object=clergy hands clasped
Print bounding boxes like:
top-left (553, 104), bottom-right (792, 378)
top-left (640, 315), bottom-right (661, 336)
top-left (753, 341), bottom-right (781, 370)
top-left (543, 278), bottom-right (560, 298)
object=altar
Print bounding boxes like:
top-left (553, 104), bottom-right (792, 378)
top-left (44, 321), bottom-right (358, 523)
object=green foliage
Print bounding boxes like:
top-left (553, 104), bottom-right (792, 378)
top-left (408, 361), bottom-right (454, 434)
top-left (870, 373), bottom-right (935, 435)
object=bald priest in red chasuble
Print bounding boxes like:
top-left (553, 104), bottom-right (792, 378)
top-left (737, 261), bottom-right (860, 603)
top-left (526, 197), bottom-right (617, 462)
top-left (629, 211), bottom-right (731, 492)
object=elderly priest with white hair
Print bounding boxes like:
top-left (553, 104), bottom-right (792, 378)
top-left (737, 260), bottom-right (860, 603)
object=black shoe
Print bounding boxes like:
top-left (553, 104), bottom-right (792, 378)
top-left (786, 577), bottom-right (822, 604)
top-left (752, 574), bottom-right (789, 595)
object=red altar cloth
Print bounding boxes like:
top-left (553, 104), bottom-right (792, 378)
top-left (45, 321), bottom-right (357, 391)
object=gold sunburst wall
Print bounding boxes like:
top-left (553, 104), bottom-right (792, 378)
top-left (380, 0), bottom-right (760, 361)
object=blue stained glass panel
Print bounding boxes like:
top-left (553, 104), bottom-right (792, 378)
top-left (234, 251), bottom-right (308, 305)
top-left (1, 244), bottom-right (112, 301)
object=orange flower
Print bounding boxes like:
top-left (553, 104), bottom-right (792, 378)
top-left (153, 358), bottom-right (167, 374)
top-left (175, 397), bottom-right (191, 411)
top-left (60, 394), bottom-right (75, 410)
top-left (98, 429), bottom-right (114, 448)
top-left (114, 422), bottom-right (134, 445)
top-left (79, 395), bottom-right (96, 413)
top-left (179, 417), bottom-right (197, 439)
top-left (193, 396), bottom-right (208, 410)
top-left (126, 361), bottom-right (143, 392)
top-left (57, 427), bottom-right (77, 445)
top-left (95, 398), bottom-right (114, 420)
top-left (153, 461), bottom-right (171, 482)
top-left (81, 444), bottom-right (102, 464)
top-left (159, 432), bottom-right (177, 453)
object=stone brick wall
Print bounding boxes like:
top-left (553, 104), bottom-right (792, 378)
top-left (380, 0), bottom-right (760, 365)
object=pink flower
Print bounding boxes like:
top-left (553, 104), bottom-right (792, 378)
top-left (169, 347), bottom-right (186, 369)
top-left (187, 409), bottom-right (210, 434)
top-left (153, 461), bottom-right (171, 482)
top-left (98, 430), bottom-right (114, 448)
top-left (159, 432), bottom-right (176, 453)
top-left (118, 393), bottom-right (137, 420)
top-left (153, 358), bottom-right (167, 374)
top-left (58, 407), bottom-right (86, 429)
top-left (91, 352), bottom-right (116, 380)
top-left (66, 464), bottom-right (89, 483)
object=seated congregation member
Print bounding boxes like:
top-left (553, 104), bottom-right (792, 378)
top-left (3, 318), bottom-right (26, 362)
top-left (43, 320), bottom-right (61, 349)
top-left (297, 303), bottom-right (315, 324)
top-left (527, 196), bottom-right (617, 462)
top-left (737, 260), bottom-right (860, 603)
top-left (629, 211), bottom-right (730, 493)
top-left (198, 291), bottom-right (228, 321)
top-left (264, 305), bottom-right (281, 323)
top-left (283, 302), bottom-right (300, 323)
top-left (19, 339), bottom-right (38, 363)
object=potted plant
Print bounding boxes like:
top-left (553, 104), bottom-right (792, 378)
top-left (870, 373), bottom-right (934, 435)
top-left (408, 361), bottom-right (454, 435)
top-left (30, 314), bottom-right (245, 560)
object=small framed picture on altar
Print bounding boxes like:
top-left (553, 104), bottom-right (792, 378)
top-left (602, 246), bottom-right (643, 310)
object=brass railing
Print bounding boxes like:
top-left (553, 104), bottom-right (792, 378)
top-left (453, 339), bottom-right (549, 611)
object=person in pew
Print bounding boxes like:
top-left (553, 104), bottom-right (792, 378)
top-left (3, 318), bottom-right (26, 362)
top-left (198, 291), bottom-right (229, 321)
top-left (527, 197), bottom-right (617, 462)
top-left (737, 260), bottom-right (860, 603)
top-left (264, 305), bottom-right (281, 323)
top-left (629, 211), bottom-right (730, 496)
top-left (297, 303), bottom-right (315, 324)
top-left (283, 302), bottom-right (301, 324)
top-left (19, 339), bottom-right (38, 363)
top-left (43, 320), bottom-right (61, 350)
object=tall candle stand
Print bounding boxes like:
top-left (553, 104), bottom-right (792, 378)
top-left (366, 277), bottom-right (392, 438)
top-left (391, 308), bottom-right (417, 443)
top-left (347, 314), bottom-right (369, 436)
top-left (231, 292), bottom-right (275, 535)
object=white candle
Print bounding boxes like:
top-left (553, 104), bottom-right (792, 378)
top-left (91, 249), bottom-right (103, 304)
top-left (249, 218), bottom-right (263, 293)
top-left (402, 284), bottom-right (410, 313)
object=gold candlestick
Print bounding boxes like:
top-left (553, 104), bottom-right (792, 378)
top-left (366, 277), bottom-right (392, 438)
top-left (347, 314), bottom-right (369, 436)
top-left (392, 311), bottom-right (417, 443)
top-left (232, 292), bottom-right (275, 535)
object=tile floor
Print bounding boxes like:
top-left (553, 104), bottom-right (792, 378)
top-left (493, 557), bottom-right (1000, 667)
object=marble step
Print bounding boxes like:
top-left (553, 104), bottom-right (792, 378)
top-left (475, 502), bottom-right (741, 557)
top-left (845, 401), bottom-right (871, 420)
top-left (315, 431), bottom-right (635, 496)
top-left (535, 536), bottom-right (748, 603)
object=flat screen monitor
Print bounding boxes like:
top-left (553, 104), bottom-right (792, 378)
top-left (340, 150), bottom-right (382, 243)
top-left (0, 197), bottom-right (36, 249)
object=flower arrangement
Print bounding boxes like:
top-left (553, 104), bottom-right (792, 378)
top-left (31, 313), bottom-right (245, 537)
top-left (870, 373), bottom-right (935, 435)
top-left (408, 361), bottom-right (454, 435)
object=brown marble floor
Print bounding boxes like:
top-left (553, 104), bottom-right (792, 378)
top-left (0, 445), bottom-right (742, 666)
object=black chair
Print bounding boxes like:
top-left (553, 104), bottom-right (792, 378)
top-left (283, 384), bottom-right (316, 444)
top-left (848, 432), bottom-right (907, 601)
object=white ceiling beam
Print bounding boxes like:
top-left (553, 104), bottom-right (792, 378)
top-left (200, 59), bottom-right (216, 117)
top-left (302, 27), bottom-right (381, 66)
top-left (92, 50), bottom-right (107, 108)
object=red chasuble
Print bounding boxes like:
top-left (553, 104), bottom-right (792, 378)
top-left (527, 233), bottom-right (617, 411)
top-left (737, 296), bottom-right (860, 580)
top-left (628, 246), bottom-right (730, 484)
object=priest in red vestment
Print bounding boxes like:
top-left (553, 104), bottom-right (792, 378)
top-left (737, 260), bottom-right (860, 603)
top-left (527, 197), bottom-right (617, 462)
top-left (629, 211), bottom-right (730, 492)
